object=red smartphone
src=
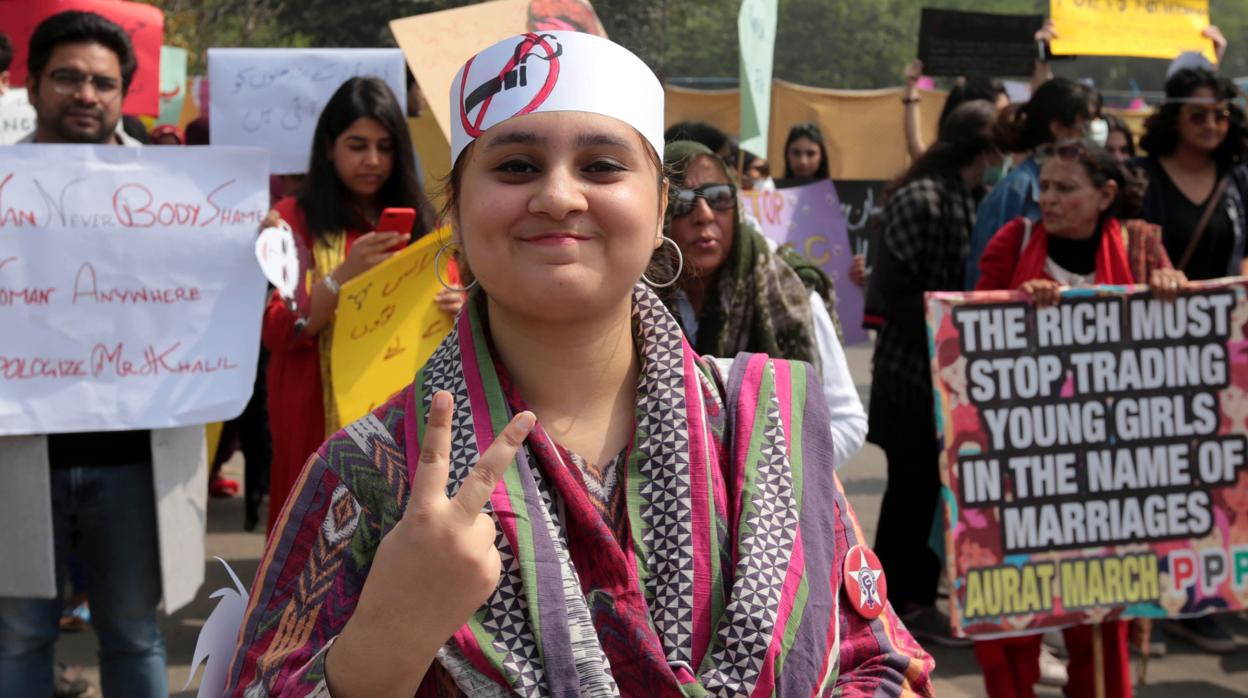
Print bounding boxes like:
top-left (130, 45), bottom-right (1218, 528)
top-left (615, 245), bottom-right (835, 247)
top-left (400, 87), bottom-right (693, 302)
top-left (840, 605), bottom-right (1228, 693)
top-left (377, 207), bottom-right (416, 235)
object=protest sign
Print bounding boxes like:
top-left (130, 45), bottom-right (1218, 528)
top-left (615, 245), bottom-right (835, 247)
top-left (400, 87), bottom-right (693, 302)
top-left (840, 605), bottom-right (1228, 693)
top-left (917, 8), bottom-right (1043, 77)
top-left (0, 145), bottom-right (269, 435)
top-left (738, 0), bottom-right (777, 160)
top-left (831, 179), bottom-right (884, 270)
top-left (207, 48), bottom-right (406, 174)
top-left (331, 229), bottom-right (454, 426)
top-left (0, 0), bottom-right (163, 116)
top-left (157, 46), bottom-right (189, 126)
top-left (1050, 0), bottom-right (1215, 62)
top-left (0, 89), bottom-right (38, 145)
top-left (927, 281), bottom-right (1248, 638)
top-left (741, 180), bottom-right (868, 345)
top-left (390, 0), bottom-right (606, 149)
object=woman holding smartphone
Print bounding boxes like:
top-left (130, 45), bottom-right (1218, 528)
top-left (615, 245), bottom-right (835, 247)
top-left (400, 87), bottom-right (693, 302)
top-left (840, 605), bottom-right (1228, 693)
top-left (261, 76), bottom-right (441, 533)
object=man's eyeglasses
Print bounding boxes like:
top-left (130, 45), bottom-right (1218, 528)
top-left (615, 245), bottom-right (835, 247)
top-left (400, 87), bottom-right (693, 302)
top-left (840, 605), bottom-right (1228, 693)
top-left (47, 69), bottom-right (122, 99)
top-left (671, 183), bottom-right (736, 218)
top-left (1186, 106), bottom-right (1232, 126)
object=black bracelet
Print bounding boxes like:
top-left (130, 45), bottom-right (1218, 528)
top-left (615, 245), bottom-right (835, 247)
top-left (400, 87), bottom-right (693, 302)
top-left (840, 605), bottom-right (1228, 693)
top-left (901, 96), bottom-right (920, 104)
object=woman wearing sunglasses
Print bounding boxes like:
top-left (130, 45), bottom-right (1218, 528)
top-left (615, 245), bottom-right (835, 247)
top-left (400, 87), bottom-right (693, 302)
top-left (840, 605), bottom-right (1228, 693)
top-left (661, 140), bottom-right (866, 468)
top-left (1137, 68), bottom-right (1248, 286)
top-left (973, 142), bottom-right (1185, 698)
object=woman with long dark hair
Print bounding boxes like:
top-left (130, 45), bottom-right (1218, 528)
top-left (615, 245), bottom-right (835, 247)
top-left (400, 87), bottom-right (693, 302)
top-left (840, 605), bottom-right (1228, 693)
top-left (261, 76), bottom-right (439, 532)
top-left (1137, 68), bottom-right (1248, 284)
top-left (866, 99), bottom-right (1001, 646)
top-left (964, 77), bottom-right (1091, 288)
top-left (1134, 65), bottom-right (1248, 656)
top-left (778, 121), bottom-right (829, 185)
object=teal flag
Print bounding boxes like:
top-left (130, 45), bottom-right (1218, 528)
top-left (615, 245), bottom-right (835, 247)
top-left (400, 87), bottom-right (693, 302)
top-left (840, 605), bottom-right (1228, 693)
top-left (157, 46), bottom-right (188, 126)
top-left (738, 0), bottom-right (777, 159)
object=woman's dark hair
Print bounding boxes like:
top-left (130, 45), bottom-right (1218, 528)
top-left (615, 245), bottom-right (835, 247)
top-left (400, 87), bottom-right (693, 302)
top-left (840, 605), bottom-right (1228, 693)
top-left (664, 121), bottom-right (727, 152)
top-left (994, 77), bottom-right (1091, 153)
top-left (938, 75), bottom-right (1007, 128)
top-left (297, 76), bottom-right (435, 244)
top-left (121, 115), bottom-right (149, 144)
top-left (1103, 113), bottom-right (1136, 158)
top-left (888, 100), bottom-right (997, 196)
top-left (1138, 68), bottom-right (1248, 169)
top-left (28, 11), bottom-right (136, 92)
top-left (783, 122), bottom-right (829, 179)
top-left (0, 31), bottom-right (12, 73)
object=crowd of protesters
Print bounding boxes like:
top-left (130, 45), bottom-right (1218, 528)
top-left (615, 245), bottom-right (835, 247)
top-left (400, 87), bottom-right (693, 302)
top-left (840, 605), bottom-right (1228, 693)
top-left (2, 7), bottom-right (1247, 698)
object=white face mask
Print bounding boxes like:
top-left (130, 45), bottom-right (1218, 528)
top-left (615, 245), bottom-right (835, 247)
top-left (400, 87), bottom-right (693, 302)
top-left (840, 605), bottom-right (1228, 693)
top-left (1088, 118), bottom-right (1109, 147)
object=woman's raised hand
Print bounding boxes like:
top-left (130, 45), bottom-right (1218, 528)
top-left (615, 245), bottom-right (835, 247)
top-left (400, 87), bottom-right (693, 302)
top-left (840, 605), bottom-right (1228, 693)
top-left (435, 288), bottom-right (468, 315)
top-left (1020, 279), bottom-right (1062, 306)
top-left (329, 392), bottom-right (535, 697)
top-left (1149, 268), bottom-right (1187, 302)
top-left (337, 230), bottom-right (411, 283)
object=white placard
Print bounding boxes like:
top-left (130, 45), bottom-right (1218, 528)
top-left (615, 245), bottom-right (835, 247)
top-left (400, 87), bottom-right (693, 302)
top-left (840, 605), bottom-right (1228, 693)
top-left (0, 145), bottom-right (269, 435)
top-left (0, 88), bottom-right (38, 144)
top-left (208, 48), bottom-right (407, 174)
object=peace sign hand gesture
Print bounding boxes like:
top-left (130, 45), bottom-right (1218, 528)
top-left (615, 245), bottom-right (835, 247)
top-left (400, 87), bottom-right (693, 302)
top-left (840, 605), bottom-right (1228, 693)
top-left (327, 391), bottom-right (535, 697)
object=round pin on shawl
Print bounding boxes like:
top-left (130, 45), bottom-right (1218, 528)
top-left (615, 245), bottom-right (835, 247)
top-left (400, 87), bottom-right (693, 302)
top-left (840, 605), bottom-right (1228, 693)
top-left (843, 544), bottom-right (888, 620)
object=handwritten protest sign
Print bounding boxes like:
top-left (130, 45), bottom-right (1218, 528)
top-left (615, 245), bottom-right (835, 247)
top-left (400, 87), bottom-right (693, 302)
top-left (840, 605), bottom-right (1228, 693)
top-left (0, 89), bottom-right (38, 145)
top-left (0, 0), bottom-right (163, 116)
top-left (742, 180), bottom-right (868, 345)
top-left (927, 281), bottom-right (1248, 638)
top-left (917, 8), bottom-right (1043, 78)
top-left (1050, 0), bottom-right (1216, 62)
top-left (331, 229), bottom-right (453, 426)
top-left (207, 49), bottom-right (406, 174)
top-left (0, 145), bottom-right (269, 435)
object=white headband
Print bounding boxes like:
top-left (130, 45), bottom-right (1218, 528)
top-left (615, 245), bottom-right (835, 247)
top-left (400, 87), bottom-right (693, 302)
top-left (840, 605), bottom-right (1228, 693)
top-left (449, 31), bottom-right (664, 165)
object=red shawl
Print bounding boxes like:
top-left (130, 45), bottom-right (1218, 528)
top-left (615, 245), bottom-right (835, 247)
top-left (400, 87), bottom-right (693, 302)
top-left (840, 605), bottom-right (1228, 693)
top-left (975, 217), bottom-right (1135, 292)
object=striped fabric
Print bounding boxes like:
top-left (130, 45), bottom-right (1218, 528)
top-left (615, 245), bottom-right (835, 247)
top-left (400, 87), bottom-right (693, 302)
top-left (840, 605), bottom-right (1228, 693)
top-left (224, 285), bottom-right (933, 697)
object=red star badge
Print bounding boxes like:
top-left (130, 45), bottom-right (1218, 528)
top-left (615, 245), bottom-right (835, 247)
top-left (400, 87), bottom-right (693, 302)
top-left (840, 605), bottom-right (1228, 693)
top-left (843, 544), bottom-right (887, 620)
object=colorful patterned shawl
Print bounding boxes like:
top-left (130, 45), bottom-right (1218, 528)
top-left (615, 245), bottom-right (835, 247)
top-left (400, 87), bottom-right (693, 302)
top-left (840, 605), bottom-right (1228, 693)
top-left (225, 285), bottom-right (932, 697)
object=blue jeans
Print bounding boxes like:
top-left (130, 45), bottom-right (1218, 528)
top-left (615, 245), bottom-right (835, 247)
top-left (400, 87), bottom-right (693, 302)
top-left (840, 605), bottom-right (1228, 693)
top-left (0, 462), bottom-right (167, 697)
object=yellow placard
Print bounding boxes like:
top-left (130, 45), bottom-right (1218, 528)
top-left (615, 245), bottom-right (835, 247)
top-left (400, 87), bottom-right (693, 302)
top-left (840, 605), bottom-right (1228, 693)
top-left (331, 228), bottom-right (455, 425)
top-left (1049, 0), bottom-right (1215, 62)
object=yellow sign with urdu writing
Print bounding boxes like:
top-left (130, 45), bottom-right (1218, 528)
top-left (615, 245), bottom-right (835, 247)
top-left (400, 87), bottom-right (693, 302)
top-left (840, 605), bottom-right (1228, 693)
top-left (331, 228), bottom-right (454, 425)
top-left (1049, 0), bottom-right (1215, 62)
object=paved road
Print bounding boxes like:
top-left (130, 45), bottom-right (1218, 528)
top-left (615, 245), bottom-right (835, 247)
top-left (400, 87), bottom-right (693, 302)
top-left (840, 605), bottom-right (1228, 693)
top-left (58, 345), bottom-right (1248, 696)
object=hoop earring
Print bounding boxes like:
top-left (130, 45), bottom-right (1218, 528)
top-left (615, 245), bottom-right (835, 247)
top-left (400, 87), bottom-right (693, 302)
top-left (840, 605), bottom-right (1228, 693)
top-left (435, 243), bottom-right (478, 292)
top-left (641, 236), bottom-right (684, 289)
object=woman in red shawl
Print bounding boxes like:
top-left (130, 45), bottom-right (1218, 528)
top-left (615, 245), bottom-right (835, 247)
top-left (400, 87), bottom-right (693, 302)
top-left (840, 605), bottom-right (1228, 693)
top-left (262, 77), bottom-right (446, 533)
top-left (974, 142), bottom-right (1186, 697)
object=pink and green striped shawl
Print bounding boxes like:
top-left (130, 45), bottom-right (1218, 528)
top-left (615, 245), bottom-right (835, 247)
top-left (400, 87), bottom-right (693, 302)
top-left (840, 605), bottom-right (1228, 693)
top-left (225, 285), bottom-right (933, 696)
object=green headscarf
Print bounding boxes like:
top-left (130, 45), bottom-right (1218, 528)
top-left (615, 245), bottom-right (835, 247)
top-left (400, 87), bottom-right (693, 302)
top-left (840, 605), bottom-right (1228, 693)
top-left (662, 140), bottom-right (841, 372)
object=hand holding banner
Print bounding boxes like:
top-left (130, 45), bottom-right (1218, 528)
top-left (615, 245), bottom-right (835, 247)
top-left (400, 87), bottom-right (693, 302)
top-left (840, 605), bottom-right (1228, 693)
top-left (1049, 0), bottom-right (1216, 62)
top-left (928, 281), bottom-right (1248, 638)
top-left (331, 229), bottom-right (455, 425)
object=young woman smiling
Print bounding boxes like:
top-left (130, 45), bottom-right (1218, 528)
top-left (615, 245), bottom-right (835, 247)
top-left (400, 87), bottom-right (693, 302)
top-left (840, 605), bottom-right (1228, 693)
top-left (226, 32), bottom-right (932, 697)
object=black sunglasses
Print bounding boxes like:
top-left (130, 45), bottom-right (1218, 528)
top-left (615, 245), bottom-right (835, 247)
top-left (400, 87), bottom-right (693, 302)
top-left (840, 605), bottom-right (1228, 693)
top-left (671, 183), bottom-right (736, 218)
